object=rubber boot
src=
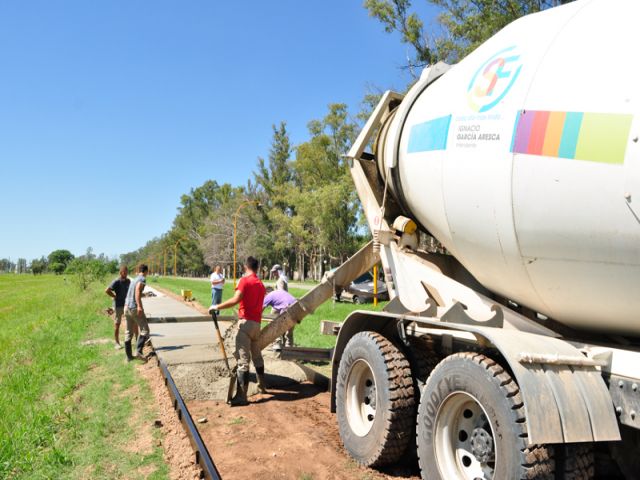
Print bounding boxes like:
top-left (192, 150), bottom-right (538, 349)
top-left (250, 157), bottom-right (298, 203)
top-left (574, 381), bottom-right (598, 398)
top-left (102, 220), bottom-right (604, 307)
top-left (256, 366), bottom-right (268, 394)
top-left (230, 371), bottom-right (249, 407)
top-left (124, 341), bottom-right (134, 362)
top-left (135, 334), bottom-right (148, 361)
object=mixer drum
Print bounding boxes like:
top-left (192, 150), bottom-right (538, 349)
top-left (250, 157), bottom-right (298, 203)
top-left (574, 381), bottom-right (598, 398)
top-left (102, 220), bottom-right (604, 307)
top-left (378, 0), bottom-right (640, 335)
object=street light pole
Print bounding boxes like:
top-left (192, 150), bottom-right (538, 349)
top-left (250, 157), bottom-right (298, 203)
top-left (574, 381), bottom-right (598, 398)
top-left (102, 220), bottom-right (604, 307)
top-left (233, 200), bottom-right (261, 288)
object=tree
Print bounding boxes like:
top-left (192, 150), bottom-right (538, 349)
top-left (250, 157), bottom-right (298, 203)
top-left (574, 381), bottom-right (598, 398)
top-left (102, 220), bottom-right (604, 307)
top-left (365, 0), bottom-right (434, 72)
top-left (170, 180), bottom-right (240, 275)
top-left (365, 0), bottom-right (571, 69)
top-left (65, 256), bottom-right (113, 291)
top-left (121, 180), bottom-right (243, 276)
top-left (199, 196), bottom-right (261, 277)
top-left (266, 104), bottom-right (361, 281)
top-left (430, 0), bottom-right (570, 61)
top-left (251, 122), bottom-right (295, 270)
top-left (16, 258), bottom-right (27, 274)
top-left (0, 259), bottom-right (15, 273)
top-left (123, 108), bottom-right (368, 281)
top-left (48, 249), bottom-right (74, 274)
top-left (30, 257), bottom-right (48, 275)
top-left (254, 122), bottom-right (293, 198)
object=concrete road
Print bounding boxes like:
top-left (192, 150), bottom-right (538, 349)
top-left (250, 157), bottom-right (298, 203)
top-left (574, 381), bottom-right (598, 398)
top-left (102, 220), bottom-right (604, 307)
top-left (144, 286), bottom-right (211, 322)
top-left (143, 286), bottom-right (315, 396)
top-left (144, 286), bottom-right (232, 366)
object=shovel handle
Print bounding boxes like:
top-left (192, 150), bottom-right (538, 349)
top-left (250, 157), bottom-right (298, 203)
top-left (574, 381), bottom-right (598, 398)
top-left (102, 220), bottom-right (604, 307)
top-left (212, 311), bottom-right (231, 371)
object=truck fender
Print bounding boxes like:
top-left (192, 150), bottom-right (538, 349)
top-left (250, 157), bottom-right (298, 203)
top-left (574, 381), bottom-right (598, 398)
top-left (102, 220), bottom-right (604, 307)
top-left (331, 310), bottom-right (620, 445)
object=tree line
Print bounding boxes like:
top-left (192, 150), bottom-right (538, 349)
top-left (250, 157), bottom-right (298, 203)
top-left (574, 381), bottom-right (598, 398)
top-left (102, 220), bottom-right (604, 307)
top-left (111, 1), bottom-right (572, 279)
top-left (1, 248), bottom-right (118, 286)
top-left (121, 104), bottom-right (364, 280)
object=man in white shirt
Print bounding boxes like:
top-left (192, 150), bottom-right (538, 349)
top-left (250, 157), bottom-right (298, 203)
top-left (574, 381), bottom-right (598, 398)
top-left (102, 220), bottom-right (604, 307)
top-left (210, 265), bottom-right (225, 312)
top-left (271, 264), bottom-right (289, 292)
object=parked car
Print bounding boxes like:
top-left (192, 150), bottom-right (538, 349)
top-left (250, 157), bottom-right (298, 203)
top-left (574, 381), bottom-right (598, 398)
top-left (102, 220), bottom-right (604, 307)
top-left (342, 271), bottom-right (389, 304)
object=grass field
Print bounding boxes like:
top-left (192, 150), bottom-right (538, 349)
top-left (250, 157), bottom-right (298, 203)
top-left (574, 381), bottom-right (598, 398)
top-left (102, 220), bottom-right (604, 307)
top-left (0, 274), bottom-right (167, 479)
top-left (148, 276), bottom-right (386, 349)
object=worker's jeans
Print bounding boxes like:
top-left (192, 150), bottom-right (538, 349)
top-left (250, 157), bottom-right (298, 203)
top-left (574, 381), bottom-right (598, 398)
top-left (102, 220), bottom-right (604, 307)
top-left (271, 308), bottom-right (294, 349)
top-left (234, 319), bottom-right (264, 373)
top-left (212, 288), bottom-right (223, 306)
top-left (124, 307), bottom-right (150, 342)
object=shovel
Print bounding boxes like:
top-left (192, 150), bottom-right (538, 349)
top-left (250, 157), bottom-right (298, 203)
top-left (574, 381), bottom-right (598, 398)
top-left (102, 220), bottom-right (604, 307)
top-left (210, 309), bottom-right (237, 403)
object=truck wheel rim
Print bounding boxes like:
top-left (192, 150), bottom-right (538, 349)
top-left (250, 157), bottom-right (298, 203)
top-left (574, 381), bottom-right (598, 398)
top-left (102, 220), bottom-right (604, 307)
top-left (434, 392), bottom-right (496, 480)
top-left (345, 359), bottom-right (377, 437)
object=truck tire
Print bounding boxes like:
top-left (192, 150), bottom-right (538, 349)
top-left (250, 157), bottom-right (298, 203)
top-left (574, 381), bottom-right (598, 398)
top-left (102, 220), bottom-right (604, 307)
top-left (556, 444), bottom-right (594, 480)
top-left (610, 425), bottom-right (640, 479)
top-left (407, 335), bottom-right (439, 397)
top-left (404, 336), bottom-right (440, 460)
top-left (336, 331), bottom-right (415, 467)
top-left (416, 352), bottom-right (554, 480)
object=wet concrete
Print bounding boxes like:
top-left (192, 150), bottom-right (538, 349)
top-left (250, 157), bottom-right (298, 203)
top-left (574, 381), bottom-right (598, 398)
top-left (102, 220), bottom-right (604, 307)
top-left (145, 285), bottom-right (317, 402)
top-left (143, 286), bottom-right (211, 323)
top-left (171, 354), bottom-right (309, 401)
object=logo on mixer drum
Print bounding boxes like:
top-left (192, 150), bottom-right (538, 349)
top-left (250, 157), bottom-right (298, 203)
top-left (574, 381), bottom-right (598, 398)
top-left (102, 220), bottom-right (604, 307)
top-left (467, 46), bottom-right (522, 113)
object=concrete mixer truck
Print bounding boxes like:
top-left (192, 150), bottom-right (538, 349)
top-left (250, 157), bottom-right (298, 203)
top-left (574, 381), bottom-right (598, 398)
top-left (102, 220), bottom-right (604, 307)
top-left (257, 0), bottom-right (640, 477)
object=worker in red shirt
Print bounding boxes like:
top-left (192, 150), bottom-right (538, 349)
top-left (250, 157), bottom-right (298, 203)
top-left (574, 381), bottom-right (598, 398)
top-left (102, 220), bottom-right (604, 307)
top-left (209, 256), bottom-right (266, 406)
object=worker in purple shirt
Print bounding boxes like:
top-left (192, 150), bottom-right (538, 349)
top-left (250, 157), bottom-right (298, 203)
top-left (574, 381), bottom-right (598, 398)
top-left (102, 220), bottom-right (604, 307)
top-left (263, 287), bottom-right (296, 351)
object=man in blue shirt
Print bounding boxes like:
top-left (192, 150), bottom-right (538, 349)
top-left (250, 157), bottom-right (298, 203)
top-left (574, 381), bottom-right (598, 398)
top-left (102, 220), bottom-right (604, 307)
top-left (124, 264), bottom-right (150, 362)
top-left (105, 265), bottom-right (130, 349)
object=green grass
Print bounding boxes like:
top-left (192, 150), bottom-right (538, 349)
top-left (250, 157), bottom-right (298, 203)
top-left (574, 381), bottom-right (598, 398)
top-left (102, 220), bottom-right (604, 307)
top-left (147, 275), bottom-right (235, 306)
top-left (0, 274), bottom-right (168, 479)
top-left (149, 276), bottom-right (386, 349)
top-left (228, 416), bottom-right (246, 426)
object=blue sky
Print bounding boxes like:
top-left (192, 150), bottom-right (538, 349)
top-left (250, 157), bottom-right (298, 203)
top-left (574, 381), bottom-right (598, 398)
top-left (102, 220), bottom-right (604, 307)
top-left (0, 1), bottom-right (439, 261)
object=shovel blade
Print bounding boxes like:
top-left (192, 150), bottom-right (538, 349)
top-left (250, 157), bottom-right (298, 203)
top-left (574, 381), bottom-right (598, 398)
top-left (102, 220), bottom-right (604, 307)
top-left (226, 368), bottom-right (237, 404)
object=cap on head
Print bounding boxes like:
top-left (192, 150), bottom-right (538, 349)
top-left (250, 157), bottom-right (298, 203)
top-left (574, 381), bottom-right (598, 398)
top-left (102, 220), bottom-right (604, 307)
top-left (270, 264), bottom-right (282, 273)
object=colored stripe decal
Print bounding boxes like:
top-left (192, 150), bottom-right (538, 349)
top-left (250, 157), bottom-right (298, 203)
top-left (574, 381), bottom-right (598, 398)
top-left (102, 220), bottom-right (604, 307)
top-left (541, 111), bottom-right (565, 157)
top-left (511, 110), bottom-right (633, 164)
top-left (510, 110), bottom-right (522, 152)
top-left (513, 109), bottom-right (534, 153)
top-left (575, 113), bottom-right (633, 164)
top-left (528, 110), bottom-right (550, 155)
top-left (407, 115), bottom-right (452, 153)
top-left (558, 112), bottom-right (583, 159)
